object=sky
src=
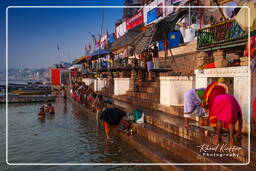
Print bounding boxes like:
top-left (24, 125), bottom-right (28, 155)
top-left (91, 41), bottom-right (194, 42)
top-left (0, 0), bottom-right (124, 70)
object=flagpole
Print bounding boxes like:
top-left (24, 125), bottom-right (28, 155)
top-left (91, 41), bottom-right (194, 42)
top-left (97, 6), bottom-right (104, 92)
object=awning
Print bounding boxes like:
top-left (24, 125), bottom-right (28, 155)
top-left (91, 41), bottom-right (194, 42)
top-left (131, 8), bottom-right (188, 54)
top-left (75, 55), bottom-right (87, 64)
top-left (111, 27), bottom-right (141, 51)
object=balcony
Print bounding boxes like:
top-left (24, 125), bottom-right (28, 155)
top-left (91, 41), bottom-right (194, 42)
top-left (197, 20), bottom-right (248, 51)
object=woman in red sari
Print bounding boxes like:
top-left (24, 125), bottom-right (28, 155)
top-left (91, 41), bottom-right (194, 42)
top-left (211, 94), bottom-right (243, 145)
top-left (202, 78), bottom-right (229, 127)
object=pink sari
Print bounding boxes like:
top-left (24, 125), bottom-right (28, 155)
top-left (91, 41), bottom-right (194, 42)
top-left (211, 94), bottom-right (242, 128)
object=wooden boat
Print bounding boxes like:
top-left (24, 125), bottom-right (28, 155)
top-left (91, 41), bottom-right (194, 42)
top-left (0, 94), bottom-right (56, 103)
top-left (12, 89), bottom-right (51, 95)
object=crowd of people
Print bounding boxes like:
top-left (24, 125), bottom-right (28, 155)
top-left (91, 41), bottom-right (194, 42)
top-left (70, 81), bottom-right (126, 140)
top-left (183, 77), bottom-right (243, 145)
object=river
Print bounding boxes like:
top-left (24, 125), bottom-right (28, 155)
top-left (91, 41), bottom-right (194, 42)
top-left (0, 97), bottom-right (161, 171)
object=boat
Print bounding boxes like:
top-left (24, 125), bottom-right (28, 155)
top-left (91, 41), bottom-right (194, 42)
top-left (0, 94), bottom-right (56, 103)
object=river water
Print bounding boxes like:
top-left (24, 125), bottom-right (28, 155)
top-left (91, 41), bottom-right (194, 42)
top-left (0, 97), bottom-right (161, 171)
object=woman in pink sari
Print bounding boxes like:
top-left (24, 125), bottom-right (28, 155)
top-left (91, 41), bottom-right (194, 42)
top-left (211, 94), bottom-right (243, 145)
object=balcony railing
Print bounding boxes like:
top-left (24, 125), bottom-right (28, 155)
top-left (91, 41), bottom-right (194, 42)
top-left (197, 20), bottom-right (248, 50)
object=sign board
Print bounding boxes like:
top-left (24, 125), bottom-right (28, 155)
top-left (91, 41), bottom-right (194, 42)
top-left (126, 11), bottom-right (143, 30)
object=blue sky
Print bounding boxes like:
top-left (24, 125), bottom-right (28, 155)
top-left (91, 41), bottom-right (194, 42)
top-left (0, 0), bottom-right (124, 70)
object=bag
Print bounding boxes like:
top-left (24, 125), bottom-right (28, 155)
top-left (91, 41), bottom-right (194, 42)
top-left (133, 109), bottom-right (143, 121)
top-left (136, 113), bottom-right (144, 124)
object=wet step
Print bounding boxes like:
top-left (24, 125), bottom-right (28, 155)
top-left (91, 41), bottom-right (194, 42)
top-left (112, 99), bottom-right (256, 167)
top-left (134, 123), bottom-right (255, 170)
top-left (119, 132), bottom-right (203, 171)
top-left (126, 91), bottom-right (160, 101)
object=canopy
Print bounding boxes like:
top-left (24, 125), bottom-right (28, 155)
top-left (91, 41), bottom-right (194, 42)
top-left (111, 27), bottom-right (141, 51)
top-left (131, 8), bottom-right (188, 54)
top-left (88, 49), bottom-right (110, 58)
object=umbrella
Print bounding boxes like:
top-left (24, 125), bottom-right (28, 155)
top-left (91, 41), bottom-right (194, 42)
top-left (100, 107), bottom-right (126, 125)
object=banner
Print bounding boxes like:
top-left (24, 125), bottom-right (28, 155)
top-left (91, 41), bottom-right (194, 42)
top-left (126, 11), bottom-right (143, 30)
top-left (108, 33), bottom-right (115, 43)
top-left (116, 21), bottom-right (127, 39)
top-left (147, 8), bottom-right (158, 24)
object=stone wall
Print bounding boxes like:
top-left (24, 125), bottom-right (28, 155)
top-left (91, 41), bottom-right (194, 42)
top-left (160, 76), bottom-right (195, 106)
top-left (158, 52), bottom-right (198, 75)
top-left (94, 78), bottom-right (107, 91)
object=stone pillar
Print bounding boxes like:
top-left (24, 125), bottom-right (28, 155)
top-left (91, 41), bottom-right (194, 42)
top-left (195, 51), bottom-right (212, 69)
top-left (160, 76), bottom-right (195, 106)
top-left (129, 69), bottom-right (137, 91)
top-left (114, 78), bottom-right (130, 95)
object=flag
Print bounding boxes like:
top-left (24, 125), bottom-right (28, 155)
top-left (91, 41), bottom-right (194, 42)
top-left (85, 45), bottom-right (88, 54)
top-left (87, 43), bottom-right (92, 53)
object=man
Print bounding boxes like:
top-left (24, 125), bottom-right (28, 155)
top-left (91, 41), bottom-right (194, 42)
top-left (92, 94), bottom-right (105, 128)
top-left (184, 88), bottom-right (205, 127)
top-left (100, 100), bottom-right (126, 140)
top-left (47, 103), bottom-right (55, 114)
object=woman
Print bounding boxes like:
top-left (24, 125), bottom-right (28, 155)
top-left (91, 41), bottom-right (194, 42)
top-left (202, 78), bottom-right (228, 127)
top-left (211, 94), bottom-right (243, 145)
top-left (183, 88), bottom-right (205, 127)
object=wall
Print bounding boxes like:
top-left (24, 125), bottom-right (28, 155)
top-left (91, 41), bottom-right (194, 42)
top-left (94, 78), bottom-right (107, 91)
top-left (160, 76), bottom-right (195, 106)
top-left (195, 66), bottom-right (252, 124)
top-left (114, 78), bottom-right (130, 96)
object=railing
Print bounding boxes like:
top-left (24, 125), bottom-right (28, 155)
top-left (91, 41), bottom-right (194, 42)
top-left (197, 20), bottom-right (248, 50)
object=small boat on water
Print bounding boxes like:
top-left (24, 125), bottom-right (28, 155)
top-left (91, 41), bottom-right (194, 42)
top-left (0, 81), bottom-right (51, 95)
top-left (0, 94), bottom-right (56, 103)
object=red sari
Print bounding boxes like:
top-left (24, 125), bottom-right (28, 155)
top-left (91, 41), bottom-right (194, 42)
top-left (202, 81), bottom-right (228, 127)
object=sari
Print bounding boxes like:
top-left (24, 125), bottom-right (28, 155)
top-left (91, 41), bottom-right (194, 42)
top-left (211, 94), bottom-right (242, 128)
top-left (202, 81), bottom-right (228, 127)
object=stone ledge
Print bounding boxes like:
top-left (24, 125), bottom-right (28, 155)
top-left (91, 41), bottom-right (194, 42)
top-left (195, 66), bottom-right (248, 75)
top-left (160, 75), bottom-right (195, 81)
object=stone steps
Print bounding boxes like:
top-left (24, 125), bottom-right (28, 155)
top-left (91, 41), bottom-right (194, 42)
top-left (119, 133), bottom-right (203, 171)
top-left (134, 123), bottom-right (255, 170)
top-left (139, 86), bottom-right (160, 94)
top-left (126, 90), bottom-right (160, 102)
top-left (114, 95), bottom-right (183, 116)
top-left (112, 99), bottom-right (256, 168)
top-left (141, 81), bottom-right (160, 88)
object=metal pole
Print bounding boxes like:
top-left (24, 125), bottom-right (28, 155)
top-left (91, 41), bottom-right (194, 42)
top-left (97, 6), bottom-right (104, 92)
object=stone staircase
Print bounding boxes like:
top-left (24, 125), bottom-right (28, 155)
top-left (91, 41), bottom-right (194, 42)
top-left (108, 79), bottom-right (256, 170)
top-left (112, 99), bottom-right (256, 170)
